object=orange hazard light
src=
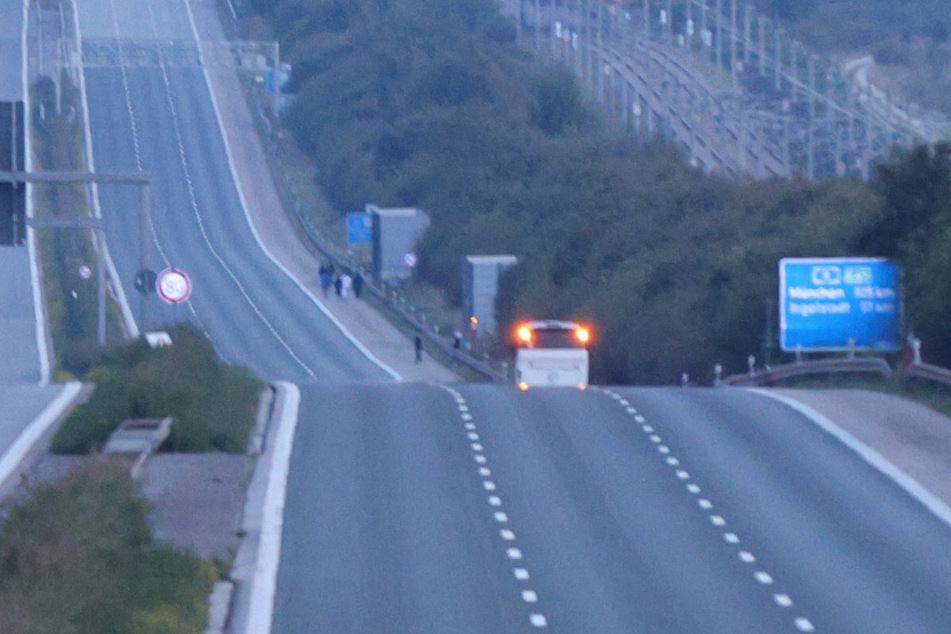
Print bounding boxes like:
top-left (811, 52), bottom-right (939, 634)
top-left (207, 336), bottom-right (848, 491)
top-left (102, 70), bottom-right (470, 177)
top-left (516, 325), bottom-right (533, 344)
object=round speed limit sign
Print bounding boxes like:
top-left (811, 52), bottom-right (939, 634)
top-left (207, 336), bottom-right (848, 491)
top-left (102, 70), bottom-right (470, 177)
top-left (156, 267), bottom-right (192, 304)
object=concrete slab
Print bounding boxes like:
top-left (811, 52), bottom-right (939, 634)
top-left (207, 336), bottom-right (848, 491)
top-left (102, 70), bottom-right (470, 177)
top-left (138, 453), bottom-right (256, 561)
top-left (0, 0), bottom-right (23, 102)
top-left (0, 247), bottom-right (44, 384)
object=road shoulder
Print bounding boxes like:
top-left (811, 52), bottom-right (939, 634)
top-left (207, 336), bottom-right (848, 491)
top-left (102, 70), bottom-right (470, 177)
top-left (761, 388), bottom-right (951, 518)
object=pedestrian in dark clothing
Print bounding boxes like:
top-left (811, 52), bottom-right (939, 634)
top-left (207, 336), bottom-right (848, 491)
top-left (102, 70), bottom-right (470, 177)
top-left (414, 334), bottom-right (423, 364)
top-left (353, 272), bottom-right (364, 298)
top-left (334, 276), bottom-right (343, 297)
top-left (320, 271), bottom-right (333, 297)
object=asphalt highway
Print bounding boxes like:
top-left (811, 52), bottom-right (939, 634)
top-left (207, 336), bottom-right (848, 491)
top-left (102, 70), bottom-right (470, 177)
top-left (273, 384), bottom-right (951, 633)
top-left (79, 0), bottom-right (390, 384)
top-left (61, 1), bottom-right (951, 633)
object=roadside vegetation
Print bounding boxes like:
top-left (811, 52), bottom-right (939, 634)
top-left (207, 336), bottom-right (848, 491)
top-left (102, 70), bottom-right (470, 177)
top-left (0, 460), bottom-right (216, 634)
top-left (30, 74), bottom-right (125, 376)
top-left (53, 324), bottom-right (263, 454)
top-left (241, 0), bottom-right (951, 385)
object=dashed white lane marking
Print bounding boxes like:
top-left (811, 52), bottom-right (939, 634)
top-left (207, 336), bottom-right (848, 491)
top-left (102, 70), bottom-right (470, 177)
top-left (443, 387), bottom-right (548, 629)
top-left (755, 571), bottom-right (774, 585)
top-left (597, 388), bottom-right (816, 633)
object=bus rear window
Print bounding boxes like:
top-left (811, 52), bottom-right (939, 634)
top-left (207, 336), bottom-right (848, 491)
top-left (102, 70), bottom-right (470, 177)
top-left (530, 329), bottom-right (586, 348)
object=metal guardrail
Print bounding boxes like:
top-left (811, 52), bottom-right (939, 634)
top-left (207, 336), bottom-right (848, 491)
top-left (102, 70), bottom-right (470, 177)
top-left (723, 357), bottom-right (893, 386)
top-left (906, 362), bottom-right (951, 390)
top-left (362, 280), bottom-right (509, 384)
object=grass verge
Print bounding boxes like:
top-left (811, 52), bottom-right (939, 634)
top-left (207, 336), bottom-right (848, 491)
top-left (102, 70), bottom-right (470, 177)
top-left (789, 374), bottom-right (951, 419)
top-left (52, 325), bottom-right (264, 454)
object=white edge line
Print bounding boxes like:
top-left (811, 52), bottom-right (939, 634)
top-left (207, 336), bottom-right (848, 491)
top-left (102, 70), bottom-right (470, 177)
top-left (750, 388), bottom-right (951, 527)
top-left (0, 381), bottom-right (83, 484)
top-left (22, 0), bottom-right (51, 386)
top-left (181, 0), bottom-right (402, 382)
top-left (245, 380), bottom-right (300, 634)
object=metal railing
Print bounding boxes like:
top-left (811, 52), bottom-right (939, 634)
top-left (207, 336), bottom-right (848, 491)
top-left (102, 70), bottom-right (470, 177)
top-left (722, 357), bottom-right (892, 386)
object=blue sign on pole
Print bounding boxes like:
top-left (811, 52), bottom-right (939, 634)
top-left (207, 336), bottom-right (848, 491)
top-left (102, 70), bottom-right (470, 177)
top-left (346, 212), bottom-right (373, 244)
top-left (779, 257), bottom-right (902, 352)
top-left (266, 64), bottom-right (292, 93)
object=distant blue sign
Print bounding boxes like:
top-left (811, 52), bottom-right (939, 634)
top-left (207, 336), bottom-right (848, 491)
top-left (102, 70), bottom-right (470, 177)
top-left (346, 212), bottom-right (373, 244)
top-left (267, 64), bottom-right (292, 93)
top-left (780, 257), bottom-right (902, 352)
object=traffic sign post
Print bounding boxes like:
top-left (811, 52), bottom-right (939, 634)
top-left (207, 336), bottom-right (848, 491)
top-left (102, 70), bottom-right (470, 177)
top-left (779, 257), bottom-right (902, 352)
top-left (156, 267), bottom-right (192, 305)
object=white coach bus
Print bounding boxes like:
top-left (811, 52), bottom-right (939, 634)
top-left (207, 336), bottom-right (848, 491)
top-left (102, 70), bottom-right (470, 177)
top-left (513, 320), bottom-right (591, 390)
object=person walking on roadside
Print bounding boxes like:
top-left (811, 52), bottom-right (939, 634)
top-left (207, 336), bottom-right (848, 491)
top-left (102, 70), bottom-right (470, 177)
top-left (414, 333), bottom-right (423, 364)
top-left (353, 271), bottom-right (364, 298)
top-left (319, 268), bottom-right (333, 297)
top-left (340, 272), bottom-right (353, 298)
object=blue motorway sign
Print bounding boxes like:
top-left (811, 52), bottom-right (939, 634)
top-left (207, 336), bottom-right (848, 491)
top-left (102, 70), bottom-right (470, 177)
top-left (346, 212), bottom-right (373, 244)
top-left (779, 257), bottom-right (902, 352)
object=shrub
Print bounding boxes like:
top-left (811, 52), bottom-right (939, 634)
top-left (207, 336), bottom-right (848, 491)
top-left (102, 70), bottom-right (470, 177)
top-left (0, 461), bottom-right (213, 633)
top-left (53, 325), bottom-right (263, 454)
